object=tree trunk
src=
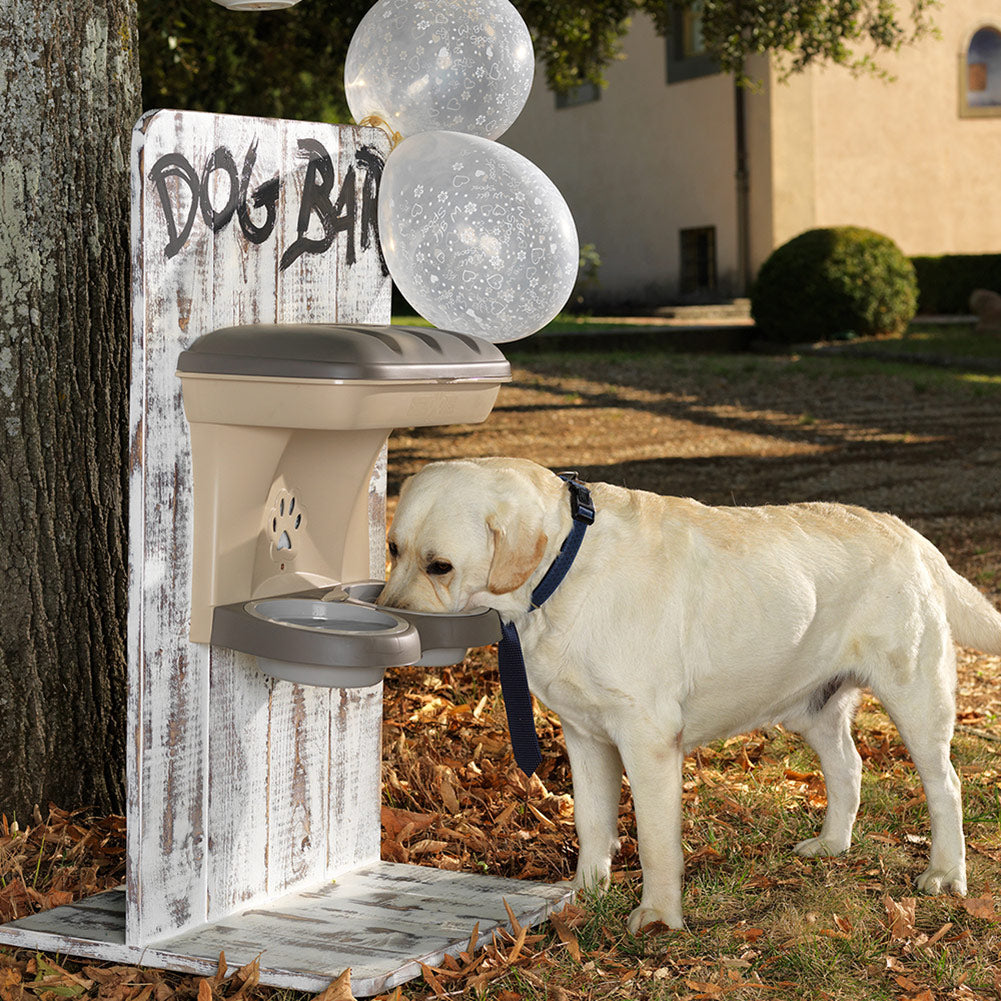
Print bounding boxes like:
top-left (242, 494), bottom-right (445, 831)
top-left (0, 0), bottom-right (140, 817)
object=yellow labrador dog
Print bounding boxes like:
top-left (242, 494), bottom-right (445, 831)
top-left (379, 456), bottom-right (1001, 932)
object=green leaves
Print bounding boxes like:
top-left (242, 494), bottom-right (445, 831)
top-left (137, 1), bottom-right (939, 121)
top-left (666, 0), bottom-right (939, 81)
top-left (139, 0), bottom-right (369, 122)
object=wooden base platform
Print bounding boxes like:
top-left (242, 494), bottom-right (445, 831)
top-left (0, 861), bottom-right (573, 996)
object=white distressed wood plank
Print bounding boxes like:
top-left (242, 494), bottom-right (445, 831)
top-left (129, 109), bottom-right (213, 946)
top-left (203, 113), bottom-right (282, 923)
top-left (321, 124), bottom-right (390, 883)
top-left (206, 644), bottom-right (273, 920)
top-left (3, 894), bottom-right (127, 943)
top-left (353, 130), bottom-right (391, 588)
top-left (126, 111), bottom-right (149, 946)
top-left (265, 119), bottom-right (352, 897)
top-left (265, 679), bottom-right (330, 897)
top-left (334, 126), bottom-right (393, 325)
top-left (368, 443), bottom-right (388, 579)
top-left (327, 685), bottom-right (383, 873)
top-left (207, 114), bottom-right (282, 327)
top-left (262, 118), bottom-right (336, 899)
top-left (3, 889), bottom-right (126, 938)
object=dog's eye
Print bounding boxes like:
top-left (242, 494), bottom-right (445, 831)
top-left (388, 541), bottom-right (398, 559)
top-left (426, 560), bottom-right (453, 576)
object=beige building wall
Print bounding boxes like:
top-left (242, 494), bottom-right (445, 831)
top-left (502, 14), bottom-right (742, 304)
top-left (743, 61), bottom-right (776, 288)
top-left (769, 0), bottom-right (1001, 256)
top-left (504, 4), bottom-right (1001, 305)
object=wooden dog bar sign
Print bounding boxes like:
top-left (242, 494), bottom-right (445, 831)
top-left (0, 110), bottom-right (568, 995)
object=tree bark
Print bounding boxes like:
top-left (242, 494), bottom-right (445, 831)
top-left (0, 0), bottom-right (140, 816)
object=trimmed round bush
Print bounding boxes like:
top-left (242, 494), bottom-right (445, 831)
top-left (751, 227), bottom-right (918, 343)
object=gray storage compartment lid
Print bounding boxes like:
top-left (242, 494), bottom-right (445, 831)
top-left (177, 324), bottom-right (511, 382)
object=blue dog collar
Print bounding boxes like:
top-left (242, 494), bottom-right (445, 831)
top-left (497, 472), bottom-right (594, 775)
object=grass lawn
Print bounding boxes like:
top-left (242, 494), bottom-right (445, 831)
top-left (394, 314), bottom-right (1001, 368)
top-left (392, 313), bottom-right (668, 336)
top-left (807, 322), bottom-right (1001, 362)
top-left (381, 326), bottom-right (1001, 999)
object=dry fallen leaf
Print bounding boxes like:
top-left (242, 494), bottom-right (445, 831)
top-left (506, 923), bottom-right (529, 964)
top-left (228, 958), bottom-right (260, 1000)
top-left (685, 979), bottom-right (725, 999)
top-left (925, 921), bottom-right (953, 945)
top-left (884, 895), bottom-right (917, 941)
top-left (312, 968), bottom-right (356, 1001)
top-left (549, 911), bottom-right (581, 963)
top-left (957, 894), bottom-right (997, 921)
top-left (419, 964), bottom-right (445, 998)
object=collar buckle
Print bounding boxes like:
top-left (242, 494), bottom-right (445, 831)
top-left (557, 471), bottom-right (595, 525)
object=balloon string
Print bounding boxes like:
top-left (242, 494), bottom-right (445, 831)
top-left (358, 115), bottom-right (404, 150)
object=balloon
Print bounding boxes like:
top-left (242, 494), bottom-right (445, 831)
top-left (345, 0), bottom-right (534, 141)
top-left (378, 131), bottom-right (579, 343)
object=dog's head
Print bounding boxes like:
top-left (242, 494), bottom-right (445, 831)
top-left (379, 458), bottom-right (560, 616)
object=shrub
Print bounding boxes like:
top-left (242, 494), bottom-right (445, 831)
top-left (910, 254), bottom-right (1001, 314)
top-left (751, 227), bottom-right (918, 343)
top-left (568, 242), bottom-right (602, 312)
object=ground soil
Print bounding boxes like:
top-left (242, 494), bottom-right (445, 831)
top-left (387, 346), bottom-right (1001, 724)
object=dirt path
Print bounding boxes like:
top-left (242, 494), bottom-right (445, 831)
top-left (389, 351), bottom-right (1001, 586)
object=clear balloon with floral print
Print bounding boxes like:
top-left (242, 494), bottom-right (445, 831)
top-left (345, 0), bottom-right (535, 141)
top-left (378, 130), bottom-right (579, 343)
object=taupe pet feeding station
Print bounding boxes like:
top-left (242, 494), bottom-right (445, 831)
top-left (0, 110), bottom-right (570, 994)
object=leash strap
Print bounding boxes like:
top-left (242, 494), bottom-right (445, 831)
top-left (497, 619), bottom-right (543, 776)
top-left (497, 473), bottom-right (594, 776)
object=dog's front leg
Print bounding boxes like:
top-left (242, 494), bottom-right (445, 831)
top-left (620, 728), bottom-right (685, 932)
top-left (562, 721), bottom-right (623, 890)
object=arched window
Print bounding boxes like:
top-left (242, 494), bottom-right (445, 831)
top-left (961, 25), bottom-right (1001, 117)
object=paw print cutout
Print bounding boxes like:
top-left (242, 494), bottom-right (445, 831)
top-left (269, 488), bottom-right (306, 565)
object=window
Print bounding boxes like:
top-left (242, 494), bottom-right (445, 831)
top-left (680, 5), bottom-right (706, 58)
top-left (961, 25), bottom-right (1001, 117)
top-left (555, 82), bottom-right (601, 109)
top-left (667, 2), bottom-right (718, 83)
top-left (679, 227), bottom-right (717, 296)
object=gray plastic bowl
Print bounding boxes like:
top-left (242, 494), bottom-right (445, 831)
top-left (336, 580), bottom-right (502, 667)
top-left (212, 597), bottom-right (421, 687)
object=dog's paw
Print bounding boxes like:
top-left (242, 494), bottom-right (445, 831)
top-left (916, 865), bottom-right (967, 896)
top-left (794, 835), bottom-right (849, 858)
top-left (627, 903), bottom-right (684, 934)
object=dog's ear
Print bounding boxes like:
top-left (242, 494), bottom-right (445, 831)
top-left (486, 511), bottom-right (548, 595)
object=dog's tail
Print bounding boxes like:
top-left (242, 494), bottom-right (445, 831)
top-left (924, 542), bottom-right (1001, 654)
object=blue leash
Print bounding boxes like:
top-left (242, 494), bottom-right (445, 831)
top-left (497, 472), bottom-right (595, 776)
